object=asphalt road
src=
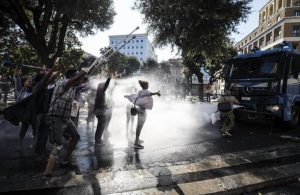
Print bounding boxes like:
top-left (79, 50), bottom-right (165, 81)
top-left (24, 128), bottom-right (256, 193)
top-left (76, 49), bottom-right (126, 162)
top-left (0, 100), bottom-right (300, 194)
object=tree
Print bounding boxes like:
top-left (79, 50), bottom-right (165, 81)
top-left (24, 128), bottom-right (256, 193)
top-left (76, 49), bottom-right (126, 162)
top-left (142, 58), bottom-right (158, 73)
top-left (59, 48), bottom-right (85, 70)
top-left (135, 0), bottom-right (251, 56)
top-left (203, 45), bottom-right (237, 85)
top-left (159, 61), bottom-right (171, 75)
top-left (0, 0), bottom-right (115, 67)
top-left (126, 56), bottom-right (140, 75)
top-left (100, 47), bottom-right (127, 75)
top-left (135, 0), bottom-right (251, 99)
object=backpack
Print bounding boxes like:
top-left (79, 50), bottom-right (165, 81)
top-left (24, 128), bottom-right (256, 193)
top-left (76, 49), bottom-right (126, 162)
top-left (218, 102), bottom-right (232, 112)
top-left (32, 87), bottom-right (54, 115)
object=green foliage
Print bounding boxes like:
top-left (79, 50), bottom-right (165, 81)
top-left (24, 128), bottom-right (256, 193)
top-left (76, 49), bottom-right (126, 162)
top-left (99, 47), bottom-right (140, 76)
top-left (142, 58), bottom-right (158, 72)
top-left (135, 0), bottom-right (251, 88)
top-left (0, 0), bottom-right (115, 67)
top-left (135, 0), bottom-right (251, 56)
top-left (159, 61), bottom-right (171, 74)
top-left (126, 56), bottom-right (140, 75)
top-left (59, 48), bottom-right (85, 70)
top-left (203, 45), bottom-right (237, 84)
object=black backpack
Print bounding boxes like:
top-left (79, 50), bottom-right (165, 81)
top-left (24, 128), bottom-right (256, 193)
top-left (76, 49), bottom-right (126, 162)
top-left (32, 87), bottom-right (54, 115)
top-left (218, 102), bottom-right (232, 112)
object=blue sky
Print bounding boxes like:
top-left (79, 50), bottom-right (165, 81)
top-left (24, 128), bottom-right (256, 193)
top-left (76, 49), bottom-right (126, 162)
top-left (80, 0), bottom-right (269, 62)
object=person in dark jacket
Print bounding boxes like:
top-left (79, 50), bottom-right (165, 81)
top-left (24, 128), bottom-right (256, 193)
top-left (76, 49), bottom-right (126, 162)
top-left (14, 72), bottom-right (34, 150)
top-left (94, 77), bottom-right (112, 146)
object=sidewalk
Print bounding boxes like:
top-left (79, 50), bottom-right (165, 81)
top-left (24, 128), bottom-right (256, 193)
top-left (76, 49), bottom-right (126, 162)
top-left (1, 143), bottom-right (300, 194)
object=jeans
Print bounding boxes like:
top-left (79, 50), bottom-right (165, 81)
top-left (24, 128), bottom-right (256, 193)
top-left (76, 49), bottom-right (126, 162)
top-left (95, 108), bottom-right (112, 143)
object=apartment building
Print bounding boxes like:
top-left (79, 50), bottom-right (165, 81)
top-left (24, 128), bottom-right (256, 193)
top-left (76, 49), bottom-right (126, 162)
top-left (109, 33), bottom-right (157, 63)
top-left (235, 0), bottom-right (300, 53)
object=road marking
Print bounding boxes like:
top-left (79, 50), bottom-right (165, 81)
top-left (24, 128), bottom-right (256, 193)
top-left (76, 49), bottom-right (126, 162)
top-left (116, 162), bottom-right (300, 195)
top-left (1, 143), bottom-right (300, 194)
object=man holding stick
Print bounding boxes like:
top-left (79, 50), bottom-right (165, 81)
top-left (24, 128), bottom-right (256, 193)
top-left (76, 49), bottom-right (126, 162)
top-left (43, 63), bottom-right (94, 177)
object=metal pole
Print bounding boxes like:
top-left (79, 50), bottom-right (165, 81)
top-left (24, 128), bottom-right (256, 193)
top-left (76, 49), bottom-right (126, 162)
top-left (91, 35), bottom-right (137, 73)
top-left (88, 27), bottom-right (139, 72)
top-left (102, 26), bottom-right (139, 58)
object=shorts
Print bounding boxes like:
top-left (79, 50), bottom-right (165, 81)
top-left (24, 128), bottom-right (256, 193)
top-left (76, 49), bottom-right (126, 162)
top-left (48, 116), bottom-right (80, 145)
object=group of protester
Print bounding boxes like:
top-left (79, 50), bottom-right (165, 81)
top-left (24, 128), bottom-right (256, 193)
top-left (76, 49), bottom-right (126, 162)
top-left (2, 58), bottom-right (161, 178)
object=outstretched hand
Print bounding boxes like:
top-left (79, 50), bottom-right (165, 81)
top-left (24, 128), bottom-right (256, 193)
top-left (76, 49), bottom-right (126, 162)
top-left (52, 58), bottom-right (63, 72)
top-left (157, 91), bottom-right (161, 97)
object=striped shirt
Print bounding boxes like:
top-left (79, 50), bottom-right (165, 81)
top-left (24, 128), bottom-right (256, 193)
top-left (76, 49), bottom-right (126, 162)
top-left (48, 79), bottom-right (75, 121)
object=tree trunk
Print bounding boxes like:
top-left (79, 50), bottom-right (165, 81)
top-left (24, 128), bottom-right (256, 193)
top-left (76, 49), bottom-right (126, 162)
top-left (196, 73), bottom-right (204, 101)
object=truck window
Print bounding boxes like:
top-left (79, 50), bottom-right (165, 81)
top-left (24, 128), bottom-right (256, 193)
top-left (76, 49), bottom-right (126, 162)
top-left (230, 57), bottom-right (280, 79)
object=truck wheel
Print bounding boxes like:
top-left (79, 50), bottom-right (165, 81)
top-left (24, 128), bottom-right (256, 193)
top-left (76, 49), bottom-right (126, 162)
top-left (288, 106), bottom-right (299, 129)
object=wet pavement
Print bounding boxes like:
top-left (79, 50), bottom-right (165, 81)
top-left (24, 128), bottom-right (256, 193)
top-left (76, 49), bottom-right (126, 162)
top-left (1, 98), bottom-right (300, 194)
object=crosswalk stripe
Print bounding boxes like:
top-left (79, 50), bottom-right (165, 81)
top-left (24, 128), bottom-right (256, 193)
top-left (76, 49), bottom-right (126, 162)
top-left (116, 162), bottom-right (300, 195)
top-left (2, 143), bottom-right (300, 194)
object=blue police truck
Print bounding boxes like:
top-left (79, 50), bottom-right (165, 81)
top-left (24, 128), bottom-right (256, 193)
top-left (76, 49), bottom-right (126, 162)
top-left (225, 44), bottom-right (300, 128)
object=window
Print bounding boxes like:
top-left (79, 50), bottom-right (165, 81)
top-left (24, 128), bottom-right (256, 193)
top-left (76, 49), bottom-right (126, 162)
top-left (262, 11), bottom-right (266, 22)
top-left (136, 40), bottom-right (139, 42)
top-left (136, 46), bottom-right (139, 48)
top-left (136, 52), bottom-right (138, 55)
top-left (132, 40), bottom-right (135, 43)
top-left (295, 10), bottom-right (300, 16)
top-left (140, 52), bottom-right (143, 55)
top-left (278, 0), bottom-right (283, 10)
top-left (293, 0), bottom-right (300, 6)
top-left (132, 46), bottom-right (134, 49)
top-left (266, 32), bottom-right (272, 44)
top-left (274, 27), bottom-right (281, 41)
top-left (141, 40), bottom-right (143, 42)
top-left (141, 46), bottom-right (143, 49)
top-left (140, 58), bottom-right (143, 61)
top-left (254, 41), bottom-right (258, 47)
top-left (259, 37), bottom-right (264, 47)
top-left (292, 25), bottom-right (300, 37)
top-left (132, 52), bottom-right (134, 55)
top-left (111, 41), bottom-right (114, 44)
top-left (128, 46), bottom-right (130, 49)
top-left (268, 4), bottom-right (274, 16)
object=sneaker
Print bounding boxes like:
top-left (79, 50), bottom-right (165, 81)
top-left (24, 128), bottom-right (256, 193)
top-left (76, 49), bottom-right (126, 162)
top-left (41, 173), bottom-right (52, 181)
top-left (138, 139), bottom-right (144, 144)
top-left (134, 143), bottom-right (144, 149)
top-left (60, 160), bottom-right (77, 169)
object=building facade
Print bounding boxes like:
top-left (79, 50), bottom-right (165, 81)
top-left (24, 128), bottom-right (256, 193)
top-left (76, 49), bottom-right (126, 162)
top-left (235, 0), bottom-right (300, 53)
top-left (109, 33), bottom-right (157, 63)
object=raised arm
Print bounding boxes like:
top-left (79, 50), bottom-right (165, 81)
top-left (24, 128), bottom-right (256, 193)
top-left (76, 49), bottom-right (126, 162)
top-left (65, 70), bottom-right (87, 89)
top-left (150, 91), bottom-right (161, 96)
top-left (103, 78), bottom-right (111, 92)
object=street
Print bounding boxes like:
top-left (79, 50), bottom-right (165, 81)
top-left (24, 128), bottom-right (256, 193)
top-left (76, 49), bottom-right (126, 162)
top-left (1, 98), bottom-right (300, 194)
